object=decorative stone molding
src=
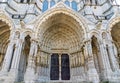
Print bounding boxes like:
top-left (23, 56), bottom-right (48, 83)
top-left (20, 29), bottom-right (34, 39)
top-left (34, 2), bottom-right (89, 39)
top-left (107, 15), bottom-right (120, 32)
top-left (0, 1), bottom-right (120, 83)
top-left (0, 9), bottom-right (15, 30)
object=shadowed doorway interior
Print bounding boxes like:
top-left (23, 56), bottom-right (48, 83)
top-left (50, 53), bottom-right (70, 80)
top-left (61, 54), bottom-right (70, 80)
top-left (50, 54), bottom-right (59, 80)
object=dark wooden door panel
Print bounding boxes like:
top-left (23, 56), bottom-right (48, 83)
top-left (61, 54), bottom-right (70, 80)
top-left (50, 54), bottom-right (59, 80)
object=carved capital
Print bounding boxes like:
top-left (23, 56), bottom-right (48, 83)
top-left (30, 38), bottom-right (38, 44)
top-left (84, 39), bottom-right (91, 44)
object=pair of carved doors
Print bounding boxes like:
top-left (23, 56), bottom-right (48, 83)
top-left (50, 53), bottom-right (70, 80)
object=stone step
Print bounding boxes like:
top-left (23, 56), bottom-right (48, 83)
top-left (34, 81), bottom-right (91, 83)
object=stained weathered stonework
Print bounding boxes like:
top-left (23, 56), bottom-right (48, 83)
top-left (0, 0), bottom-right (120, 83)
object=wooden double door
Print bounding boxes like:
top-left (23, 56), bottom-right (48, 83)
top-left (50, 53), bottom-right (70, 80)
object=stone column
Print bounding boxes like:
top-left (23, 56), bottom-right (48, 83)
top-left (99, 40), bottom-right (112, 81)
top-left (24, 39), bottom-right (38, 83)
top-left (59, 54), bottom-right (61, 80)
top-left (107, 40), bottom-right (119, 71)
top-left (106, 40), bottom-right (120, 82)
top-left (48, 54), bottom-right (51, 81)
top-left (0, 41), bottom-right (14, 74)
top-left (8, 39), bottom-right (24, 82)
top-left (85, 39), bottom-right (99, 83)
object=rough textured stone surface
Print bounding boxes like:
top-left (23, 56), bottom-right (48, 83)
top-left (0, 0), bottom-right (120, 83)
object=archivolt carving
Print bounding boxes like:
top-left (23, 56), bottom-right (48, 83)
top-left (18, 28), bottom-right (34, 40)
top-left (0, 9), bottom-right (15, 30)
top-left (36, 16), bottom-right (84, 52)
top-left (0, 9), bottom-right (13, 70)
top-left (89, 29), bottom-right (101, 40)
top-left (34, 3), bottom-right (88, 38)
top-left (33, 5), bottom-right (89, 53)
top-left (107, 16), bottom-right (120, 32)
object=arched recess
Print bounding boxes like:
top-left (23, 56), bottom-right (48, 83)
top-left (89, 30), bottom-right (104, 80)
top-left (36, 13), bottom-right (86, 52)
top-left (110, 21), bottom-right (120, 68)
top-left (18, 30), bottom-right (33, 81)
top-left (34, 6), bottom-right (88, 81)
top-left (91, 36), bottom-right (102, 75)
top-left (0, 20), bottom-right (13, 70)
top-left (107, 16), bottom-right (120, 69)
top-left (0, 9), bottom-right (15, 30)
top-left (0, 9), bottom-right (15, 72)
top-left (108, 16), bottom-right (120, 32)
top-left (35, 5), bottom-right (88, 43)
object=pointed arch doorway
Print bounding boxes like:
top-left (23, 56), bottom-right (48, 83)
top-left (50, 53), bottom-right (70, 80)
top-left (36, 8), bottom-right (87, 82)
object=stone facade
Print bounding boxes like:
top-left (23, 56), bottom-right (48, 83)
top-left (0, 0), bottom-right (120, 83)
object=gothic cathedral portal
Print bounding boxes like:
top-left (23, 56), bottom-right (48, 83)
top-left (0, 0), bottom-right (120, 83)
